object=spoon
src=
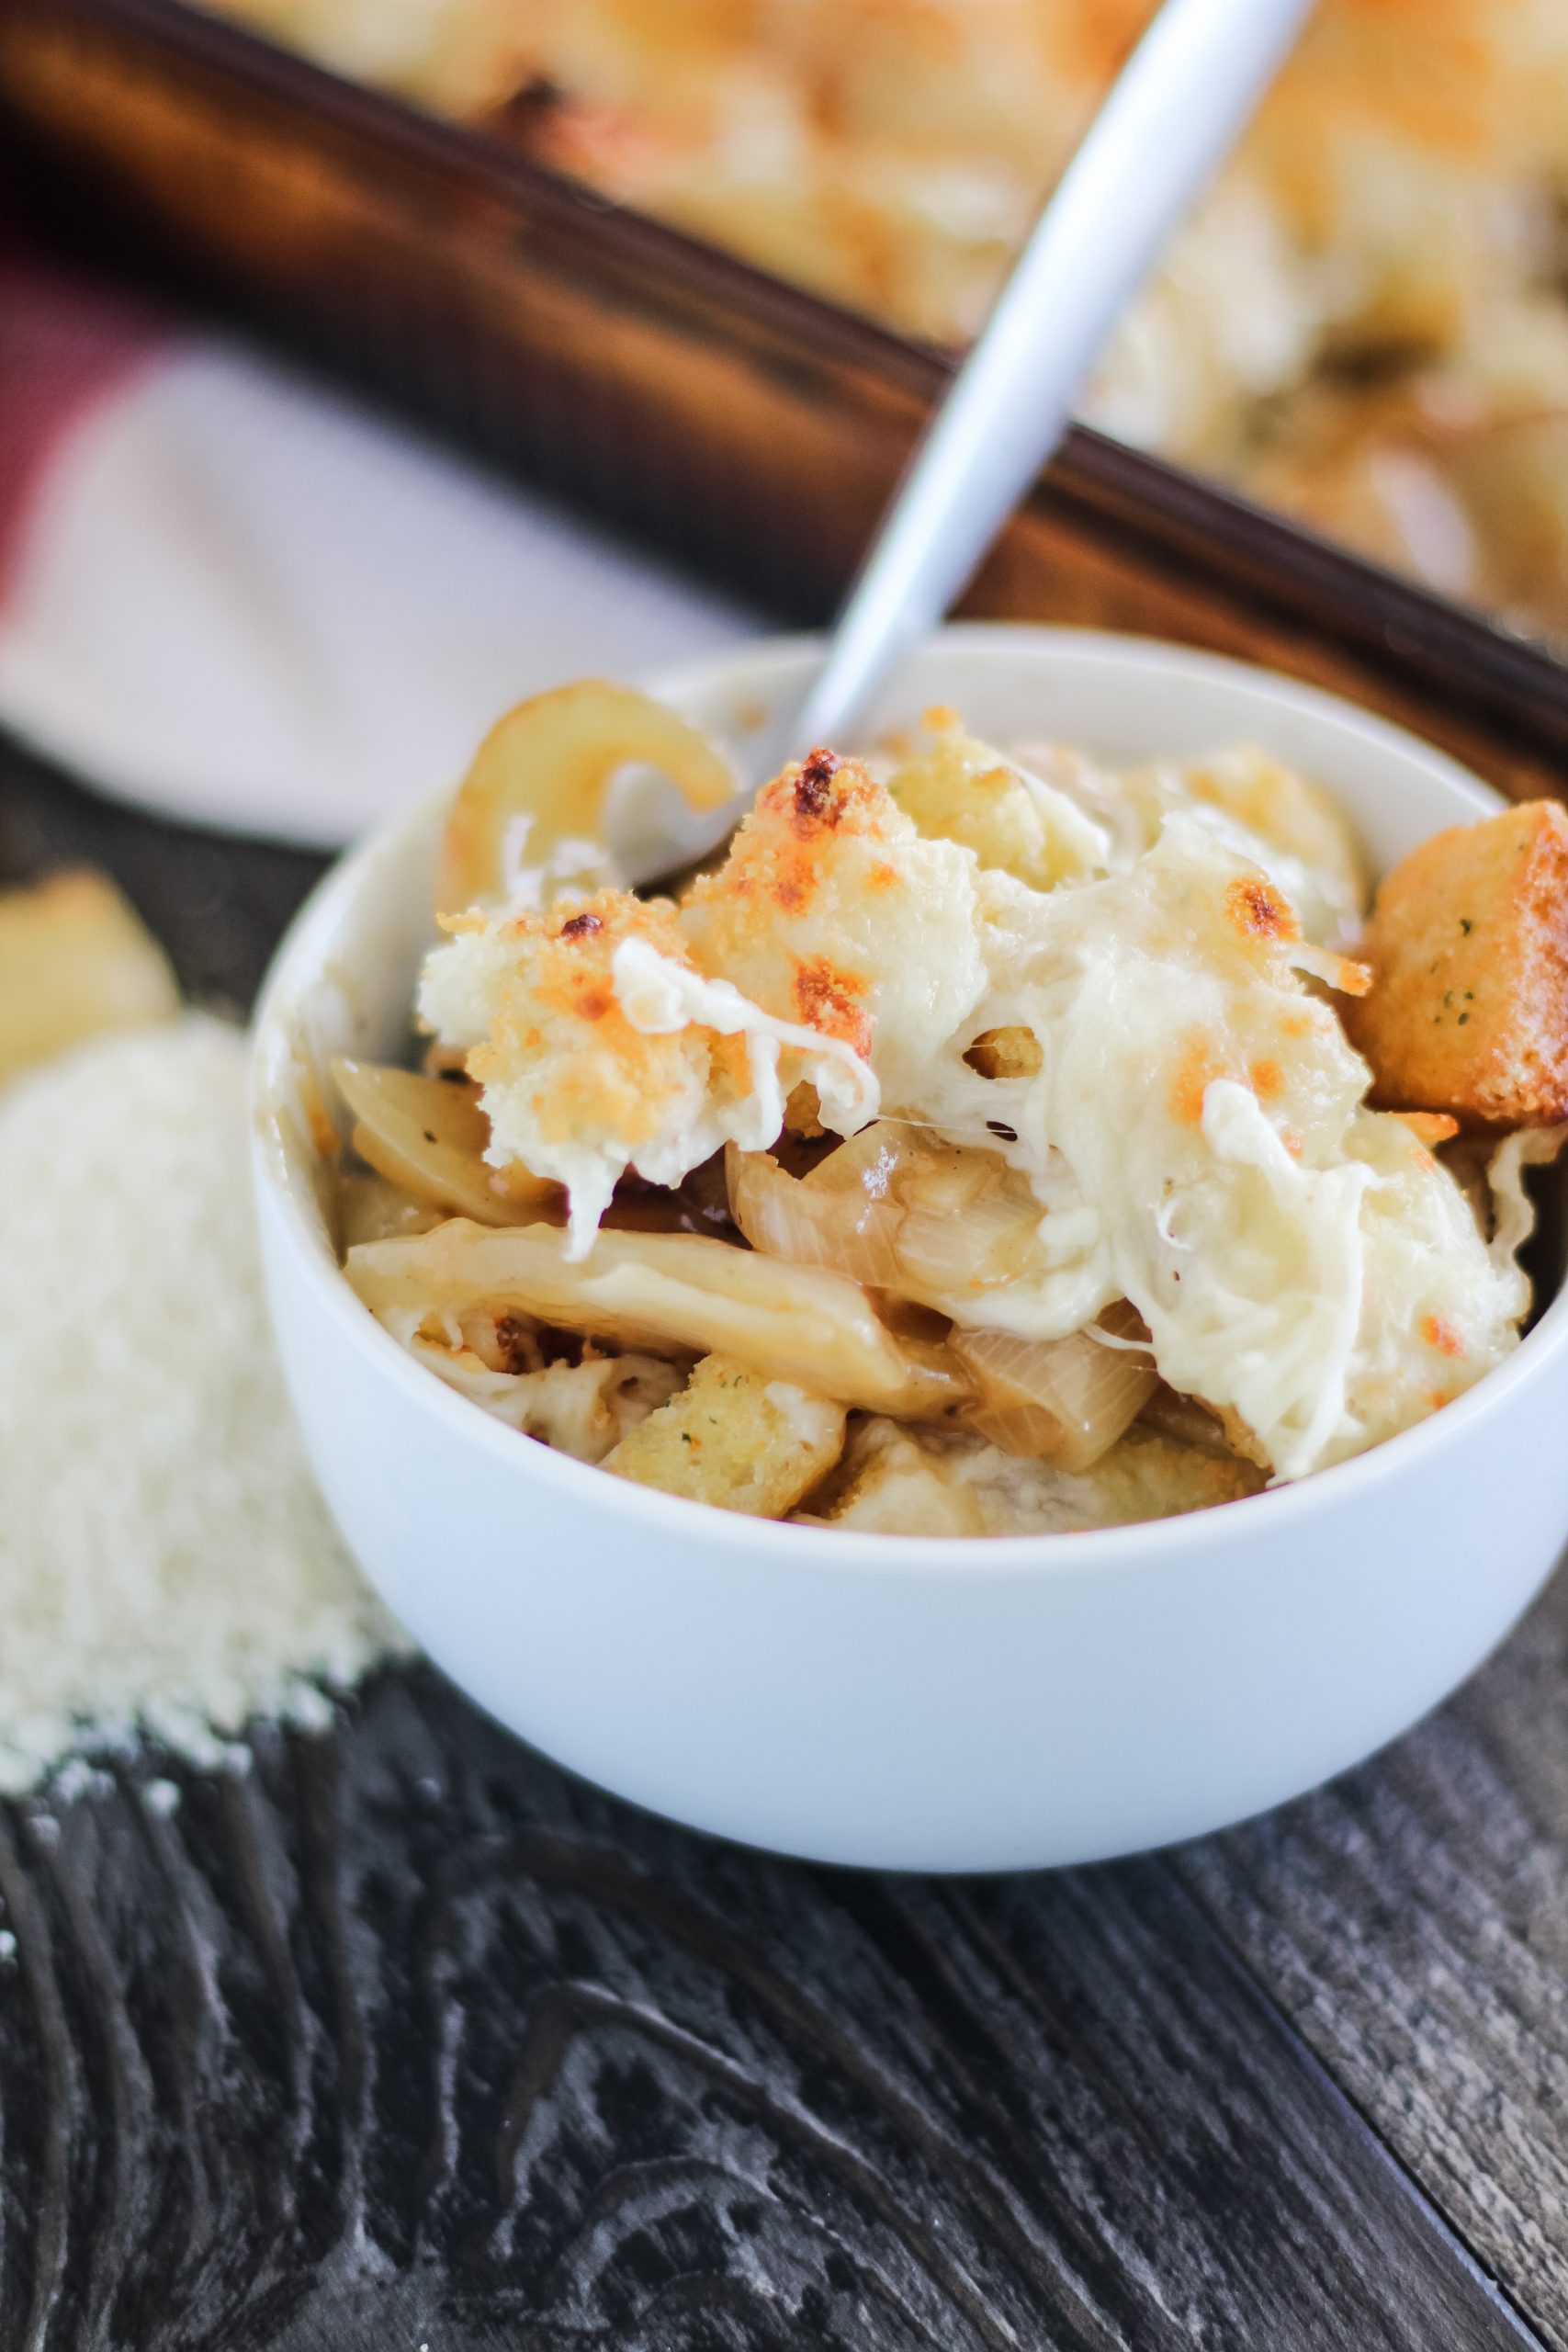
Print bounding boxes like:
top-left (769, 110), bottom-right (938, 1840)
top-left (765, 0), bottom-right (1316, 775)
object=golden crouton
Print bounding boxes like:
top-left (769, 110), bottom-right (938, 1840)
top-left (1345, 800), bottom-right (1568, 1125)
top-left (1085, 1426), bottom-right (1266, 1523)
top-left (0, 869), bottom-right (177, 1087)
top-left (603, 1354), bottom-right (846, 1516)
top-left (963, 1024), bottom-right (1043, 1080)
top-left (800, 1418), bottom-right (1262, 1537)
top-left (800, 1419), bottom-right (990, 1534)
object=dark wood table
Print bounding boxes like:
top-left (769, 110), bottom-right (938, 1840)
top-left (1, 728), bottom-right (1563, 2351)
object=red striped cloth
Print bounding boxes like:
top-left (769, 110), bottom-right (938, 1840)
top-left (0, 241), bottom-right (752, 843)
top-left (0, 244), bottom-right (168, 604)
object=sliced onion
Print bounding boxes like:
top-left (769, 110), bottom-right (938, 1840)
top-left (729, 1126), bottom-right (1048, 1306)
top-left (333, 1058), bottom-right (558, 1226)
top-left (334, 1170), bottom-right (446, 1250)
top-left (1135, 1382), bottom-right (1237, 1457)
top-left (813, 1128), bottom-right (1043, 1293)
top-left (436, 680), bottom-right (734, 914)
top-left (895, 1185), bottom-right (1041, 1294)
top-left (727, 1139), bottom-right (907, 1287)
top-left (952, 1306), bottom-right (1156, 1470)
top-left (803, 1124), bottom-right (901, 1198)
top-left (344, 1217), bottom-right (964, 1419)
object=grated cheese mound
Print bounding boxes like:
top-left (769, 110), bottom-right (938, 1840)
top-left (0, 1013), bottom-right (404, 1792)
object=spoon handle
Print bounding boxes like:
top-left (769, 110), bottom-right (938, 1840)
top-left (782, 0), bottom-right (1315, 763)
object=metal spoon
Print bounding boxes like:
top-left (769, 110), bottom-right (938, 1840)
top-left (767, 0), bottom-right (1315, 774)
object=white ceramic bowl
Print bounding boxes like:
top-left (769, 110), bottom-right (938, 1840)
top-left (252, 627), bottom-right (1568, 1871)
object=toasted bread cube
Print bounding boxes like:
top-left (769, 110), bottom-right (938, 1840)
top-left (964, 1024), bottom-right (1043, 1081)
top-left (0, 870), bottom-right (177, 1088)
top-left (603, 1354), bottom-right (846, 1517)
top-left (1085, 1426), bottom-right (1265, 1523)
top-left (803, 1419), bottom-right (989, 1535)
top-left (800, 1419), bottom-right (1261, 1536)
top-left (1345, 800), bottom-right (1568, 1125)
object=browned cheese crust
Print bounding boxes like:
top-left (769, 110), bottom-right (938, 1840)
top-left (1344, 799), bottom-right (1568, 1126)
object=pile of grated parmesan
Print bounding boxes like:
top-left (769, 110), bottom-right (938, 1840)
top-left (0, 1012), bottom-right (406, 1792)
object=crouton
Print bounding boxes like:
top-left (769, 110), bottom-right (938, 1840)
top-left (1084, 1426), bottom-right (1266, 1523)
top-left (963, 1024), bottom-right (1043, 1080)
top-left (602, 1354), bottom-right (846, 1516)
top-left (1345, 800), bottom-right (1568, 1125)
top-left (800, 1419), bottom-right (989, 1534)
top-left (0, 869), bottom-right (177, 1087)
top-left (798, 1418), bottom-right (1262, 1536)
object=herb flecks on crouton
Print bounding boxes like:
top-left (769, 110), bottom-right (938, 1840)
top-left (1345, 799), bottom-right (1568, 1126)
top-left (603, 1355), bottom-right (846, 1517)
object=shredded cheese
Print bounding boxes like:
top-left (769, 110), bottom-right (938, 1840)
top-left (918, 818), bottom-right (1526, 1477)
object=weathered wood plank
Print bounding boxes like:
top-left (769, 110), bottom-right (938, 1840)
top-left (1179, 1564), bottom-right (1568, 2349)
top-left (0, 1668), bottom-right (1537, 2350)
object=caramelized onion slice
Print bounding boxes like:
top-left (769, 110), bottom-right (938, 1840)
top-left (1135, 1382), bottom-right (1238, 1458)
top-left (334, 1170), bottom-right (446, 1250)
top-left (333, 1059), bottom-right (558, 1226)
top-left (437, 680), bottom-right (735, 914)
top-left (952, 1305), bottom-right (1157, 1470)
top-left (344, 1218), bottom-right (964, 1419)
top-left (728, 1127), bottom-right (1046, 1305)
top-left (728, 1136), bottom-right (906, 1289)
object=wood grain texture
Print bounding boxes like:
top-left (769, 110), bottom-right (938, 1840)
top-left (1183, 1567), bottom-right (1568, 2350)
top-left (0, 735), bottom-right (1562, 2348)
top-left (0, 1667), bottom-right (1537, 2352)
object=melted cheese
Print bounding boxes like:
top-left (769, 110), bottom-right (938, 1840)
top-left (1010, 739), bottom-right (1369, 943)
top-left (915, 818), bottom-right (1521, 1477)
top-left (415, 731), bottom-right (1537, 1484)
top-left (610, 936), bottom-right (878, 1136)
top-left (680, 751), bottom-right (988, 1111)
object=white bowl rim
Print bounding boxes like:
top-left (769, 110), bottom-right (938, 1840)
top-left (253, 622), bottom-right (1568, 1583)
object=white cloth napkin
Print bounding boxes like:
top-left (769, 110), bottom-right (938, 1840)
top-left (0, 246), bottom-right (759, 844)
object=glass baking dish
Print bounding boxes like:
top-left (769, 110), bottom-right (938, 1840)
top-left (4, 0), bottom-right (1568, 805)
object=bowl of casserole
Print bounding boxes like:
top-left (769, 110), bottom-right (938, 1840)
top-left (252, 626), bottom-right (1568, 1870)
